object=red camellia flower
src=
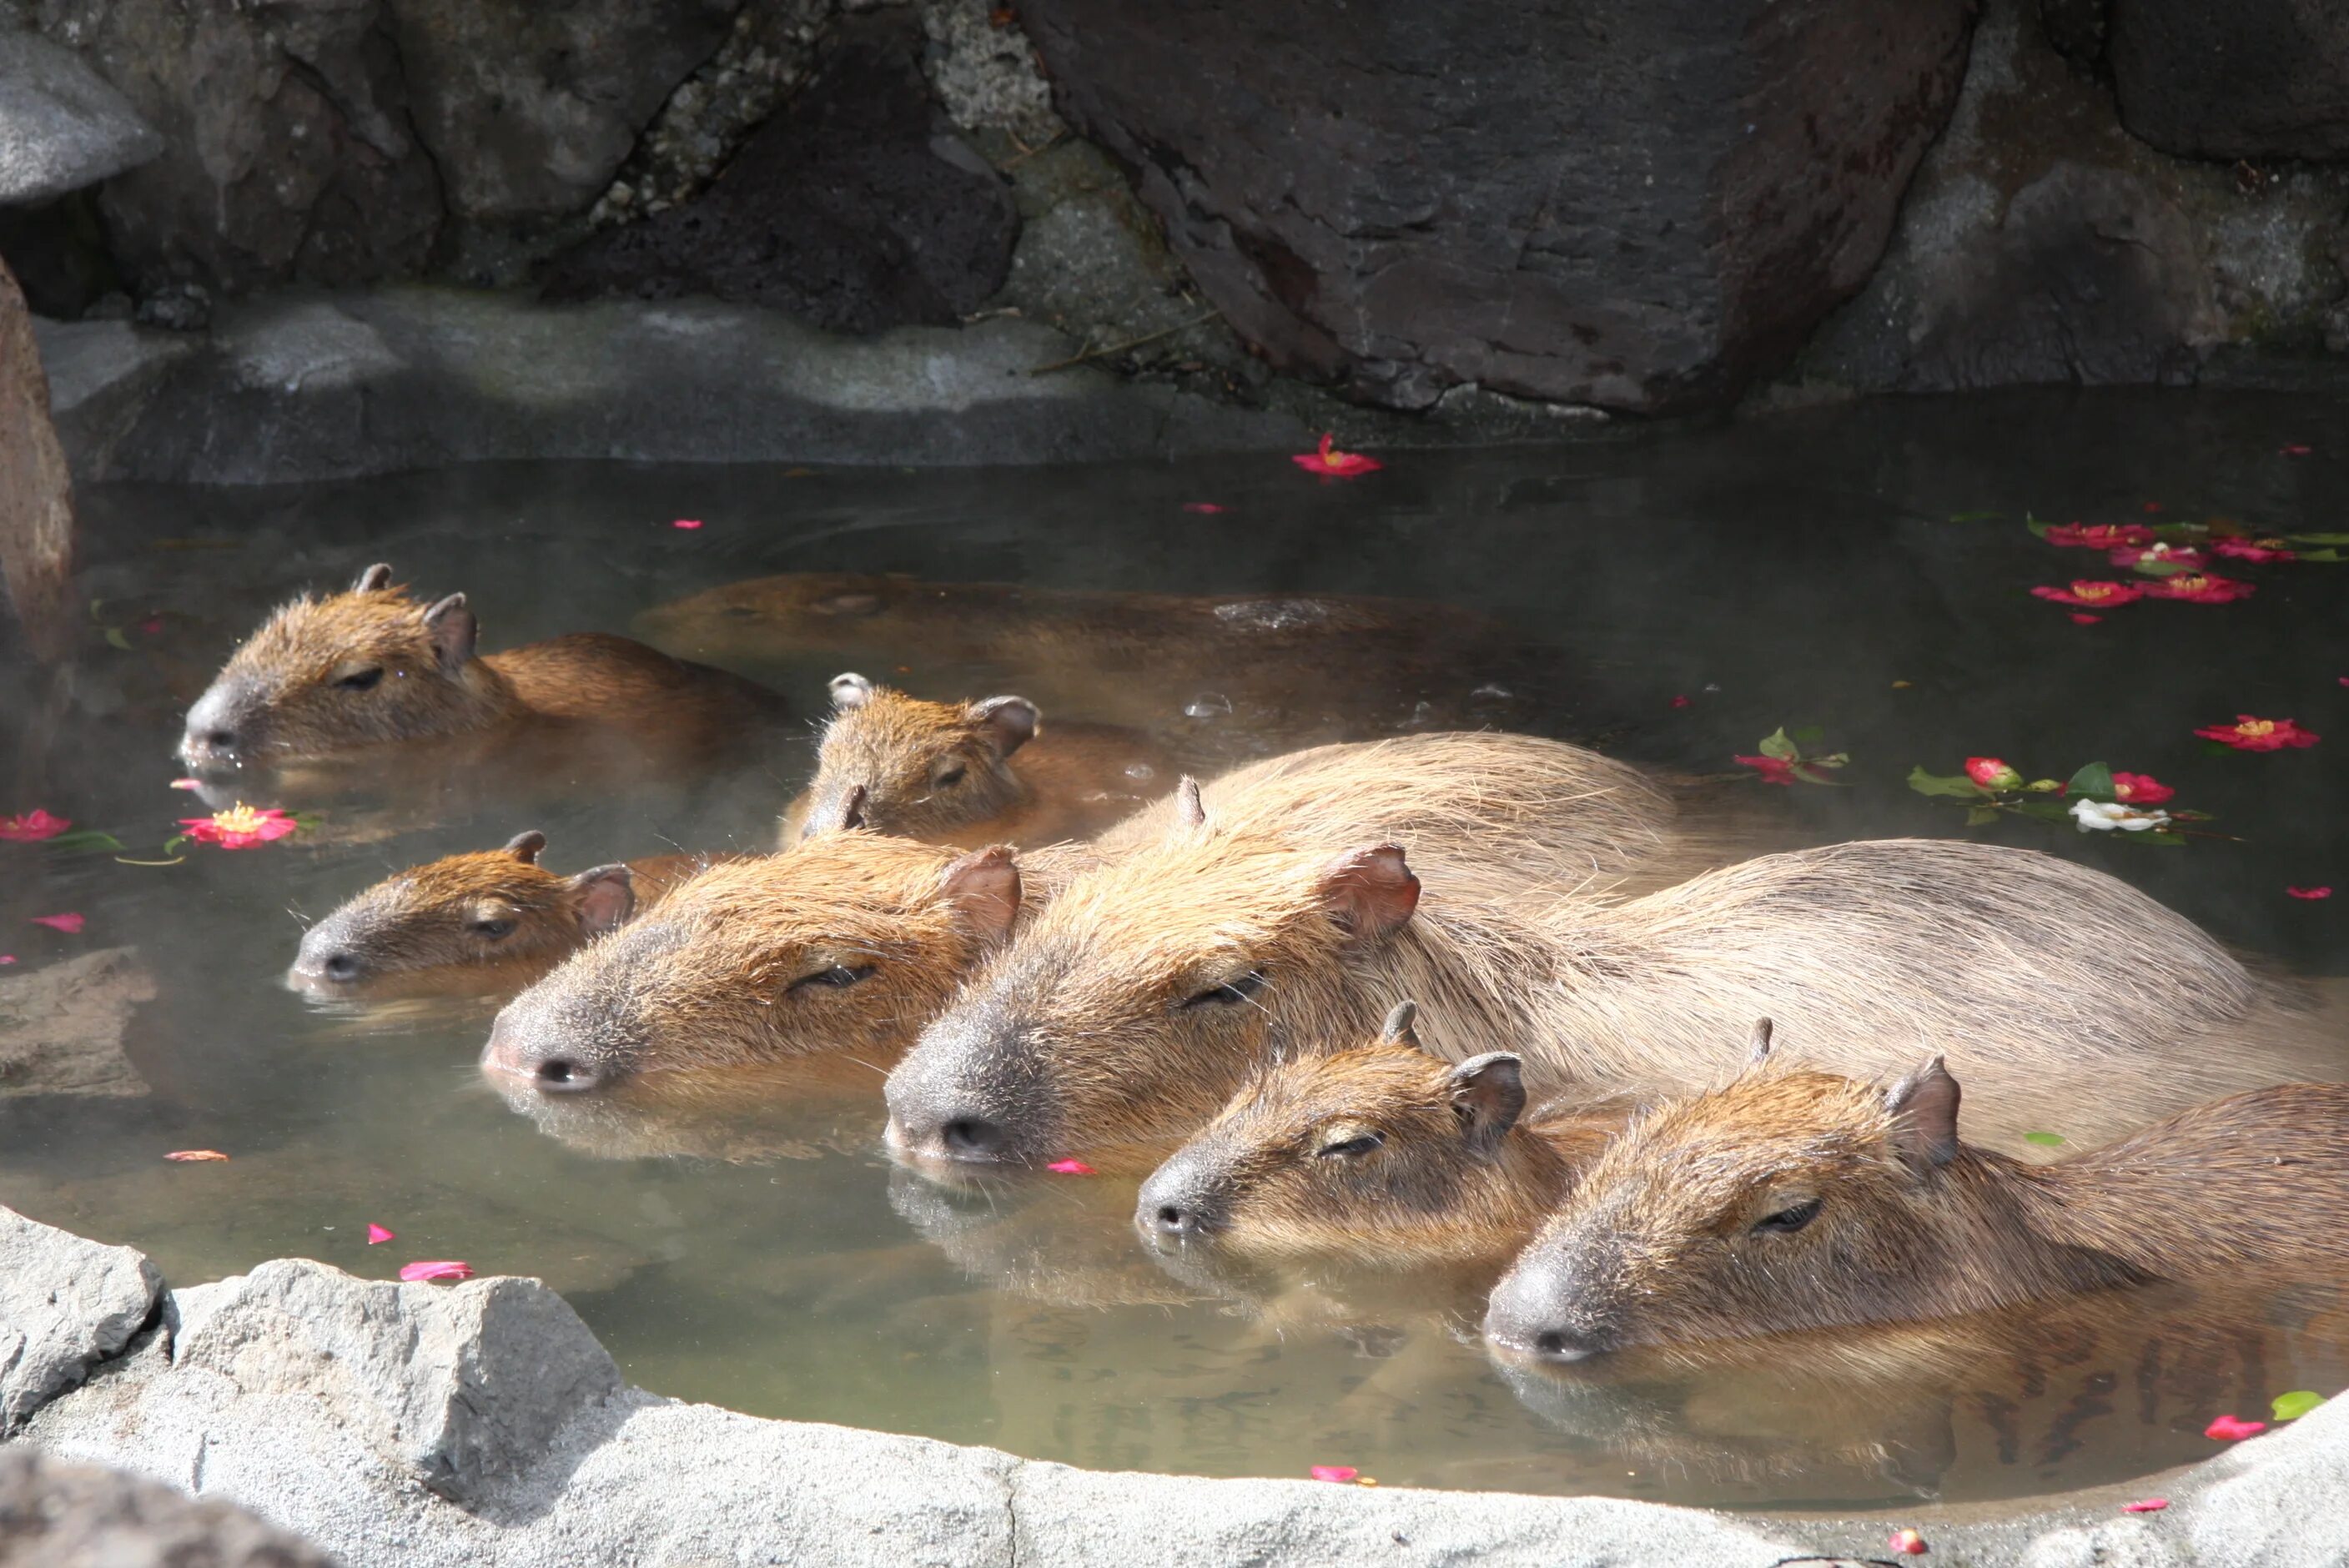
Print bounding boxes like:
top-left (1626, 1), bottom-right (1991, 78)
top-left (2212, 535), bottom-right (2296, 563)
top-left (1291, 433), bottom-right (1383, 477)
top-left (2031, 580), bottom-right (2143, 609)
top-left (2045, 522), bottom-right (2154, 550)
top-left (0, 809), bottom-right (70, 842)
top-left (1734, 754), bottom-right (1797, 785)
top-left (2110, 772), bottom-right (2174, 804)
top-left (179, 803), bottom-right (299, 849)
top-left (2145, 571), bottom-right (2255, 604)
top-left (2109, 541), bottom-right (2206, 570)
top-left (2196, 716), bottom-right (2321, 751)
top-left (1964, 757), bottom-right (2021, 790)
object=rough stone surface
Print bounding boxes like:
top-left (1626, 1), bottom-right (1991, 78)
top-left (23, 312), bottom-right (187, 481)
top-left (918, 0), bottom-right (1059, 144)
top-left (0, 252), bottom-right (76, 658)
top-left (0, 1206), bottom-right (161, 1436)
top-left (0, 28), bottom-right (159, 205)
top-left (0, 946), bottom-right (155, 1098)
top-left (1015, 0), bottom-right (1976, 415)
top-left (543, 12), bottom-right (1019, 334)
top-left (2110, 0), bottom-right (2349, 162)
top-left (0, 1445), bottom-right (332, 1567)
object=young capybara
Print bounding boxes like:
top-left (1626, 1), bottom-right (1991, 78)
top-left (1137, 1002), bottom-right (1639, 1267)
top-left (287, 830), bottom-right (722, 998)
top-left (179, 563), bottom-right (786, 773)
top-left (884, 834), bottom-right (2327, 1172)
top-left (487, 732), bottom-right (1710, 1099)
top-left (1482, 1048), bottom-right (2349, 1362)
top-left (779, 673), bottom-right (1174, 848)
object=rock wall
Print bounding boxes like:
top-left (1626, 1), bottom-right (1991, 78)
top-left (0, 253), bottom-right (76, 659)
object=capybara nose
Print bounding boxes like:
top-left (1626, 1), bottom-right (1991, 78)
top-left (528, 1055), bottom-right (600, 1093)
top-left (1483, 1259), bottom-right (1614, 1362)
top-left (943, 1116), bottom-right (1005, 1157)
top-left (1134, 1159), bottom-right (1220, 1242)
top-left (480, 1013), bottom-right (603, 1094)
top-left (1148, 1202), bottom-right (1193, 1236)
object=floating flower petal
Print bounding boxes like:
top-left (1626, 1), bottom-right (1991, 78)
top-left (0, 809), bottom-right (70, 842)
top-left (2110, 541), bottom-right (2206, 570)
top-left (2145, 572), bottom-right (2256, 605)
top-left (0, 955), bottom-right (14, 965)
top-left (2072, 799), bottom-right (2172, 833)
top-left (1181, 503), bottom-right (1228, 514)
top-left (168, 778), bottom-right (203, 791)
top-left (2045, 523), bottom-right (2154, 550)
top-left (399, 1260), bottom-right (474, 1283)
top-left (2281, 445), bottom-right (2312, 456)
top-left (1733, 754), bottom-right (1797, 786)
top-left (1670, 695), bottom-right (1692, 710)
top-left (1309, 1465), bottom-right (1358, 1483)
top-left (2110, 772), bottom-right (2175, 804)
top-left (2212, 536), bottom-right (2296, 563)
top-left (366, 1223), bottom-right (396, 1244)
top-left (2031, 580), bottom-right (2143, 609)
top-left (2070, 613), bottom-right (2101, 625)
top-left (1046, 1158), bottom-right (1097, 1176)
top-left (2287, 886), bottom-right (2333, 900)
top-left (2205, 1414), bottom-right (2266, 1441)
top-left (1290, 433), bottom-right (1383, 477)
top-left (2196, 716), bottom-right (2320, 751)
top-left (1889, 1527), bottom-right (1929, 1555)
top-left (178, 804), bottom-right (299, 849)
top-left (164, 1149), bottom-right (229, 1162)
top-left (30, 912), bottom-right (84, 934)
top-left (2121, 1499), bottom-right (2169, 1514)
top-left (672, 519), bottom-right (702, 530)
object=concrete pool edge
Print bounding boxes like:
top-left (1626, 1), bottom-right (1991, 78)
top-left (0, 1204), bottom-right (2336, 1568)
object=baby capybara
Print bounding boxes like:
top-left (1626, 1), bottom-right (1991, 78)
top-left (780, 673), bottom-right (1174, 848)
top-left (288, 830), bottom-right (719, 998)
top-left (180, 563), bottom-right (784, 771)
top-left (1138, 1002), bottom-right (1637, 1266)
top-left (1484, 1049), bottom-right (2349, 1362)
top-left (886, 836), bottom-right (2326, 1170)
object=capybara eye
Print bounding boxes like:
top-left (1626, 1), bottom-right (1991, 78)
top-left (1177, 971), bottom-right (1267, 1010)
top-left (934, 763), bottom-right (967, 787)
top-left (1751, 1197), bottom-right (1823, 1234)
top-left (470, 917), bottom-right (516, 939)
top-left (1315, 1131), bottom-right (1385, 1160)
top-left (790, 964), bottom-right (875, 993)
top-left (334, 666), bottom-right (385, 691)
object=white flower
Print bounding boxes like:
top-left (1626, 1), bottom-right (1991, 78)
top-left (2071, 798), bottom-right (2171, 833)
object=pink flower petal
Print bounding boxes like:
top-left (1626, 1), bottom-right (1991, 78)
top-left (2070, 613), bottom-right (2101, 625)
top-left (2205, 1414), bottom-right (2266, 1441)
top-left (366, 1223), bottom-right (395, 1244)
top-left (30, 913), bottom-right (84, 934)
top-left (2123, 1499), bottom-right (2170, 1514)
top-left (2287, 886), bottom-right (2333, 900)
top-left (2143, 502), bottom-right (2164, 513)
top-left (163, 1149), bottom-right (229, 1162)
top-left (1310, 1465), bottom-right (1358, 1483)
top-left (1045, 1158), bottom-right (1097, 1175)
top-left (169, 778), bottom-right (203, 791)
top-left (139, 616), bottom-right (164, 636)
top-left (1291, 433), bottom-right (1383, 477)
top-left (0, 809), bottom-right (72, 842)
top-left (1181, 503), bottom-right (1228, 514)
top-left (1889, 1527), bottom-right (1929, 1555)
top-left (2281, 445), bottom-right (2312, 456)
top-left (672, 519), bottom-right (703, 530)
top-left (0, 955), bottom-right (14, 965)
top-left (399, 1260), bottom-right (474, 1283)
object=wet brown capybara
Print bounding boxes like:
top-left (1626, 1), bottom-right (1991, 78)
top-left (287, 830), bottom-right (723, 999)
top-left (1137, 1001), bottom-right (1638, 1267)
top-left (631, 570), bottom-right (1554, 741)
top-left (179, 563), bottom-right (786, 774)
top-left (884, 835), bottom-right (2327, 1173)
top-left (779, 673), bottom-right (1174, 848)
top-left (1482, 1050), bottom-right (2349, 1363)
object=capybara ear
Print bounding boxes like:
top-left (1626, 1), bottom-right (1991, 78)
top-left (1744, 1018), bottom-right (1775, 1069)
top-left (503, 829), bottom-right (548, 864)
top-left (1173, 776), bottom-right (1207, 832)
top-left (1316, 844), bottom-right (1421, 939)
top-left (968, 696), bottom-right (1039, 758)
top-left (352, 563), bottom-right (394, 594)
top-left (422, 593), bottom-right (478, 669)
top-left (1378, 998), bottom-right (1421, 1049)
top-left (830, 672), bottom-right (875, 709)
top-left (940, 846), bottom-right (1022, 943)
top-left (1885, 1055), bottom-right (1962, 1174)
top-left (1448, 1053), bottom-right (1526, 1151)
top-left (566, 864), bottom-right (636, 937)
top-left (838, 782), bottom-right (868, 832)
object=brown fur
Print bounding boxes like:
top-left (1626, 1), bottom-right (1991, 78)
top-left (886, 832), bottom-right (2327, 1169)
top-left (181, 565), bottom-right (783, 770)
top-left (1486, 1062), bottom-right (2349, 1359)
top-left (781, 676), bottom-right (1174, 848)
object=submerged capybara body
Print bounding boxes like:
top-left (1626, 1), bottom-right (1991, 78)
top-left (289, 830), bottom-right (721, 998)
top-left (886, 834), bottom-right (2326, 1170)
top-left (1484, 1058), bottom-right (2349, 1361)
top-left (180, 563), bottom-right (786, 773)
top-left (1138, 1002), bottom-right (1632, 1267)
top-left (780, 673), bottom-right (1174, 848)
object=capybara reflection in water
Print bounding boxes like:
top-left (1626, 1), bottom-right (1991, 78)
top-left (631, 571), bottom-right (1554, 740)
top-left (289, 830), bottom-right (724, 999)
top-left (1483, 1045), bottom-right (2349, 1362)
top-left (1138, 1002), bottom-right (1638, 1267)
top-left (780, 673), bottom-right (1173, 848)
top-left (887, 835), bottom-right (2326, 1171)
top-left (181, 563), bottom-right (786, 773)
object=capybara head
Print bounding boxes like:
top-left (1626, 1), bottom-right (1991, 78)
top-left (481, 832), bottom-right (1023, 1095)
top-left (1484, 1038), bottom-right (1983, 1362)
top-left (1137, 1000), bottom-right (1592, 1264)
top-left (181, 564), bottom-right (509, 769)
top-left (885, 783), bottom-right (1426, 1169)
top-left (289, 831), bottom-right (635, 996)
top-left (799, 674), bottom-right (1041, 839)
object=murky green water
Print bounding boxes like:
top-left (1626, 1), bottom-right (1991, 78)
top-left (3, 389), bottom-right (2345, 1509)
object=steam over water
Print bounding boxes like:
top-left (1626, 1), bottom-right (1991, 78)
top-left (3, 389), bottom-right (2345, 1509)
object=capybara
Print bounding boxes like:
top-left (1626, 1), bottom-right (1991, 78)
top-left (180, 563), bottom-right (786, 772)
top-left (1483, 1049), bottom-right (2349, 1362)
top-left (288, 830), bottom-right (721, 998)
top-left (489, 732), bottom-right (1705, 1099)
top-left (780, 673), bottom-right (1174, 848)
top-left (1138, 1001), bottom-right (1637, 1266)
top-left (885, 835), bottom-right (2326, 1170)
top-left (631, 570), bottom-right (1553, 740)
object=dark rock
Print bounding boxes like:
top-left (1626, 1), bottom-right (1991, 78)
top-left (0, 28), bottom-right (160, 204)
top-left (2039, 0), bottom-right (2108, 72)
top-left (2110, 0), bottom-right (2349, 162)
top-left (543, 13), bottom-right (1019, 334)
top-left (1014, 0), bottom-right (1975, 415)
top-left (0, 251), bottom-right (77, 659)
top-left (0, 189), bottom-right (115, 319)
top-left (0, 1445), bottom-right (334, 1566)
top-left (0, 946), bottom-right (157, 1098)
top-left (133, 279), bottom-right (209, 332)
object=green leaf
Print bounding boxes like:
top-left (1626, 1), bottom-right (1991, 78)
top-left (45, 830), bottom-right (123, 852)
top-left (2273, 1390), bottom-right (2326, 1422)
top-left (2285, 532), bottom-right (2349, 545)
top-left (1806, 752), bottom-right (1849, 770)
top-left (2022, 1131), bottom-right (2066, 1148)
top-left (2065, 762), bottom-right (2117, 803)
top-left (2010, 797), bottom-right (2075, 824)
top-left (2136, 831), bottom-right (2187, 847)
top-left (1789, 725), bottom-right (1826, 746)
top-left (1757, 727), bottom-right (1798, 761)
top-left (103, 626), bottom-right (132, 651)
top-left (2300, 548), bottom-right (2344, 563)
top-left (2130, 556), bottom-right (2191, 577)
top-left (1950, 510), bottom-right (2006, 523)
top-left (1790, 763), bottom-right (1851, 787)
top-left (2201, 741), bottom-right (2241, 759)
top-left (2024, 513), bottom-right (2050, 538)
top-left (1908, 766), bottom-right (1985, 800)
top-left (1964, 806), bottom-right (2002, 827)
top-left (159, 834), bottom-right (189, 857)
top-left (2169, 809), bottom-right (2216, 823)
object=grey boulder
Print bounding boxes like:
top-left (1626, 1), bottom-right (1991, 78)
top-left (0, 1206), bottom-right (162, 1435)
top-left (0, 1445), bottom-right (333, 1567)
top-left (0, 947), bottom-right (158, 1099)
top-left (0, 29), bottom-right (160, 205)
